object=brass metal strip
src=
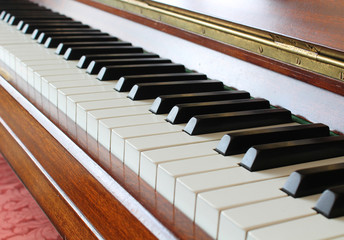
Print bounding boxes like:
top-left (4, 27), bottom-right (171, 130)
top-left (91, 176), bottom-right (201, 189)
top-left (94, 0), bottom-right (344, 81)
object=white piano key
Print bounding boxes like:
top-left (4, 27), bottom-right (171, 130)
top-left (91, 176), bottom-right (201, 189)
top-left (55, 85), bottom-right (117, 106)
top-left (19, 59), bottom-right (68, 80)
top-left (50, 80), bottom-right (116, 111)
top-left (33, 68), bottom-right (85, 90)
top-left (41, 73), bottom-right (96, 98)
top-left (30, 63), bottom-right (78, 89)
top-left (111, 122), bottom-right (183, 161)
top-left (98, 114), bottom-right (167, 150)
top-left (127, 131), bottom-right (222, 174)
top-left (217, 195), bottom-right (319, 240)
top-left (17, 54), bottom-right (63, 80)
top-left (192, 157), bottom-right (344, 238)
top-left (142, 123), bottom-right (297, 191)
top-left (140, 140), bottom-right (219, 183)
top-left (133, 131), bottom-right (226, 181)
top-left (247, 215), bottom-right (344, 240)
top-left (11, 48), bottom-right (54, 70)
top-left (156, 154), bottom-right (242, 203)
top-left (76, 98), bottom-right (151, 131)
top-left (67, 91), bottom-right (127, 121)
top-left (8, 47), bottom-right (57, 70)
top-left (179, 176), bottom-right (288, 221)
top-left (175, 156), bottom-right (344, 221)
top-left (87, 104), bottom-right (155, 140)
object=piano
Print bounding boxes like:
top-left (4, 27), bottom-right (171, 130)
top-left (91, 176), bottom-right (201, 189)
top-left (0, 0), bottom-right (344, 239)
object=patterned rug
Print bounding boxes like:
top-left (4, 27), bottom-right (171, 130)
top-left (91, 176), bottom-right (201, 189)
top-left (0, 154), bottom-right (62, 240)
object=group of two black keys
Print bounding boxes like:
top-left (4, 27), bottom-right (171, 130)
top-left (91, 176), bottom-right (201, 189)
top-left (3, 0), bottom-right (344, 219)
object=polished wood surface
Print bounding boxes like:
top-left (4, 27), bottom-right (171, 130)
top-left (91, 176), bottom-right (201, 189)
top-left (0, 61), bottom-right (212, 239)
top-left (152, 0), bottom-right (344, 52)
top-left (76, 0), bottom-right (344, 97)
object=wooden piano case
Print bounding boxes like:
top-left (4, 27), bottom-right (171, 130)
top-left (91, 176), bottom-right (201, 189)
top-left (1, 0), bottom-right (344, 239)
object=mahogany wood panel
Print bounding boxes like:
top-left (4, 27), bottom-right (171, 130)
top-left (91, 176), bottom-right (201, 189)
top-left (0, 117), bottom-right (98, 240)
top-left (75, 0), bottom-right (344, 97)
top-left (152, 0), bottom-right (344, 52)
top-left (0, 61), bottom-right (212, 239)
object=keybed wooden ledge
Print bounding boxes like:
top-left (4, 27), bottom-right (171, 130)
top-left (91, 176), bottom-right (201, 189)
top-left (0, 61), bottom-right (212, 239)
top-left (73, 0), bottom-right (344, 96)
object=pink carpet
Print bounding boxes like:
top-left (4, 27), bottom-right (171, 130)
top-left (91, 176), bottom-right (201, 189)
top-left (0, 154), bottom-right (62, 240)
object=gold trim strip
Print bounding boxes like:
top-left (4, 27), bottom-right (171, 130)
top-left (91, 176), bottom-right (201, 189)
top-left (94, 0), bottom-right (344, 81)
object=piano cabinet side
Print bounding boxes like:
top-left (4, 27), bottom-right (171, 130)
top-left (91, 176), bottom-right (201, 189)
top-left (0, 78), bottom-right (157, 238)
top-left (0, 112), bottom-right (98, 240)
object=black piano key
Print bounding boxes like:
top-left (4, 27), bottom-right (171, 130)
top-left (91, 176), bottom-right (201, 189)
top-left (98, 63), bottom-right (185, 81)
top-left (315, 185), bottom-right (344, 218)
top-left (55, 41), bottom-right (131, 55)
top-left (17, 19), bottom-right (77, 31)
top-left (282, 163), bottom-right (344, 198)
top-left (87, 58), bottom-right (172, 74)
top-left (1, 6), bottom-right (45, 16)
top-left (4, 11), bottom-right (62, 23)
top-left (166, 98), bottom-right (270, 124)
top-left (1, 7), bottom-right (44, 20)
top-left (77, 53), bottom-right (160, 69)
top-left (32, 28), bottom-right (101, 40)
top-left (184, 108), bottom-right (292, 135)
top-left (37, 31), bottom-right (108, 44)
top-left (22, 22), bottom-right (89, 34)
top-left (45, 35), bottom-right (117, 47)
top-left (128, 79), bottom-right (223, 100)
top-left (11, 15), bottom-right (72, 26)
top-left (64, 46), bottom-right (144, 60)
top-left (150, 90), bottom-right (250, 114)
top-left (240, 135), bottom-right (344, 172)
top-left (115, 73), bottom-right (207, 92)
top-left (216, 123), bottom-right (330, 156)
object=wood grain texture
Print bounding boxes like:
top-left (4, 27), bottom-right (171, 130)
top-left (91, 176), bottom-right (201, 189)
top-left (0, 119), bottom-right (97, 240)
top-left (0, 61), bottom-right (212, 239)
top-left (75, 0), bottom-right (344, 96)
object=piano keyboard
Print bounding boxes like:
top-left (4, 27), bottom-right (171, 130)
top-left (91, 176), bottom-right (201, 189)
top-left (1, 1), bottom-right (344, 239)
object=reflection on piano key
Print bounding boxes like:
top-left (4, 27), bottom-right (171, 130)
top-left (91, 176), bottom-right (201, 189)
top-left (56, 41), bottom-right (131, 55)
top-left (166, 98), bottom-right (270, 124)
top-left (282, 163), bottom-right (344, 198)
top-left (150, 90), bottom-right (250, 114)
top-left (64, 46), bottom-right (144, 60)
top-left (184, 108), bottom-right (292, 135)
top-left (315, 185), bottom-right (344, 218)
top-left (86, 58), bottom-right (172, 74)
top-left (216, 123), bottom-right (330, 156)
top-left (77, 53), bottom-right (160, 69)
top-left (48, 35), bottom-right (120, 49)
top-left (241, 136), bottom-right (344, 171)
top-left (39, 30), bottom-right (104, 44)
top-left (115, 72), bottom-right (208, 92)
